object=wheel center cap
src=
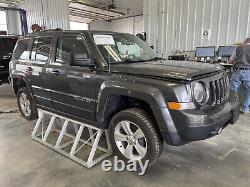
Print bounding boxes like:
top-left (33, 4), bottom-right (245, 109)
top-left (127, 135), bottom-right (136, 145)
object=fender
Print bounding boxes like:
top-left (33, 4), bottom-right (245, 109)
top-left (96, 80), bottom-right (178, 136)
top-left (11, 70), bottom-right (33, 97)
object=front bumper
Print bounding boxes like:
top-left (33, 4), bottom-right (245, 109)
top-left (178, 102), bottom-right (240, 141)
top-left (158, 100), bottom-right (240, 146)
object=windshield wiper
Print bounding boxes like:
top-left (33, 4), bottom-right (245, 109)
top-left (111, 57), bottom-right (164, 65)
top-left (121, 59), bottom-right (146, 63)
top-left (144, 57), bottom-right (164, 62)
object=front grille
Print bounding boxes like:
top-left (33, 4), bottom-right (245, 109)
top-left (209, 76), bottom-right (229, 106)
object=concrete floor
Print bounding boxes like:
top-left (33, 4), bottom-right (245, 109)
top-left (0, 84), bottom-right (250, 187)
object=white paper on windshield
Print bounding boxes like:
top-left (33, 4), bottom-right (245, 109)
top-left (93, 34), bottom-right (115, 45)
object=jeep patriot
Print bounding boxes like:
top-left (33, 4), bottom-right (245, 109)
top-left (9, 30), bottom-right (240, 164)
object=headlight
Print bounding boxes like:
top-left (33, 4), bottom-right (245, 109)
top-left (193, 82), bottom-right (207, 103)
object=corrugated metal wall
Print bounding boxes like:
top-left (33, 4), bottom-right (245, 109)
top-left (18, 0), bottom-right (70, 32)
top-left (90, 16), bottom-right (144, 35)
top-left (89, 20), bottom-right (110, 31)
top-left (110, 16), bottom-right (144, 34)
top-left (144, 0), bottom-right (250, 57)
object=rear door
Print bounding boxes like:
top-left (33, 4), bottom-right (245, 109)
top-left (12, 38), bottom-right (32, 87)
top-left (49, 35), bottom-right (98, 124)
top-left (29, 37), bottom-right (53, 109)
top-left (12, 38), bottom-right (31, 74)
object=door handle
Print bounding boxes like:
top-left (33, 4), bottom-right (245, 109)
top-left (26, 67), bottom-right (33, 72)
top-left (51, 70), bottom-right (62, 75)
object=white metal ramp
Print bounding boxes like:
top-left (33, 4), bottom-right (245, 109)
top-left (32, 109), bottom-right (112, 168)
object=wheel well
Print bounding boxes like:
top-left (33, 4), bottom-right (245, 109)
top-left (13, 78), bottom-right (26, 95)
top-left (100, 95), bottom-right (160, 133)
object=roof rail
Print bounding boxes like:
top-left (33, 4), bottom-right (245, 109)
top-left (40, 28), bottom-right (63, 32)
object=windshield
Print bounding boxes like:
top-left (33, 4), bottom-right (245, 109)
top-left (0, 38), bottom-right (17, 54)
top-left (92, 33), bottom-right (160, 64)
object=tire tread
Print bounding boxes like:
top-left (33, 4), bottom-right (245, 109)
top-left (109, 108), bottom-right (163, 165)
top-left (17, 87), bottom-right (38, 121)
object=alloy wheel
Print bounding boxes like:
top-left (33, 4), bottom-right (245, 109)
top-left (114, 120), bottom-right (147, 160)
top-left (19, 92), bottom-right (31, 117)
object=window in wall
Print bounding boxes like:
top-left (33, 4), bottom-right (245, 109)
top-left (70, 21), bottom-right (88, 30)
top-left (0, 11), bottom-right (7, 31)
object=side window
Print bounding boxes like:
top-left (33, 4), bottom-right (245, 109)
top-left (13, 39), bottom-right (30, 60)
top-left (56, 36), bottom-right (93, 66)
top-left (31, 37), bottom-right (52, 62)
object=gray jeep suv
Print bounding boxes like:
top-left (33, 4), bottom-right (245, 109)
top-left (9, 30), bottom-right (240, 164)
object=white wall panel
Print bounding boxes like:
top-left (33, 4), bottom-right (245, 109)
top-left (134, 16), bottom-right (144, 34)
top-left (90, 16), bottom-right (144, 35)
top-left (144, 0), bottom-right (250, 57)
top-left (109, 18), bottom-right (134, 33)
top-left (18, 0), bottom-right (70, 33)
top-left (89, 20), bottom-right (110, 31)
top-left (109, 16), bottom-right (144, 34)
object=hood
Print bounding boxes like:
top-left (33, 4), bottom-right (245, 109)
top-left (110, 60), bottom-right (223, 81)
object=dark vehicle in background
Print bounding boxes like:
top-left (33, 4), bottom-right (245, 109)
top-left (0, 35), bottom-right (18, 84)
top-left (9, 30), bottom-right (240, 165)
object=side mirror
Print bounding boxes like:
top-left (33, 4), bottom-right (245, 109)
top-left (136, 33), bottom-right (146, 41)
top-left (70, 53), bottom-right (94, 67)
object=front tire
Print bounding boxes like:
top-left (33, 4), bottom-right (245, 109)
top-left (17, 87), bottom-right (38, 120)
top-left (108, 108), bottom-right (163, 165)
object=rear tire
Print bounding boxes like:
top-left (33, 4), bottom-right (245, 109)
top-left (17, 87), bottom-right (38, 120)
top-left (108, 108), bottom-right (163, 165)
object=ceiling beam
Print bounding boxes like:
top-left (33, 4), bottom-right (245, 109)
top-left (69, 2), bottom-right (125, 17)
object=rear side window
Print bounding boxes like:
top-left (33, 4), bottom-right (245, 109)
top-left (13, 39), bottom-right (30, 60)
top-left (31, 37), bottom-right (52, 62)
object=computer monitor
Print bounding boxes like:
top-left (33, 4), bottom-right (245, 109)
top-left (196, 46), bottom-right (215, 58)
top-left (218, 46), bottom-right (236, 57)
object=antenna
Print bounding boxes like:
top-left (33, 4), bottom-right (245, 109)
top-left (108, 50), bottom-right (111, 74)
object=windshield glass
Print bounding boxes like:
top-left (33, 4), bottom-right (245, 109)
top-left (92, 33), bottom-right (160, 64)
top-left (0, 38), bottom-right (17, 54)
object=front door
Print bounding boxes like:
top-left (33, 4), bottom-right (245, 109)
top-left (49, 35), bottom-right (98, 124)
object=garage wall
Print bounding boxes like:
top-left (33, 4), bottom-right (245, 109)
top-left (108, 16), bottom-right (144, 35)
top-left (144, 0), bottom-right (250, 57)
top-left (17, 0), bottom-right (70, 32)
top-left (90, 20), bottom-right (110, 31)
top-left (90, 16), bottom-right (144, 35)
